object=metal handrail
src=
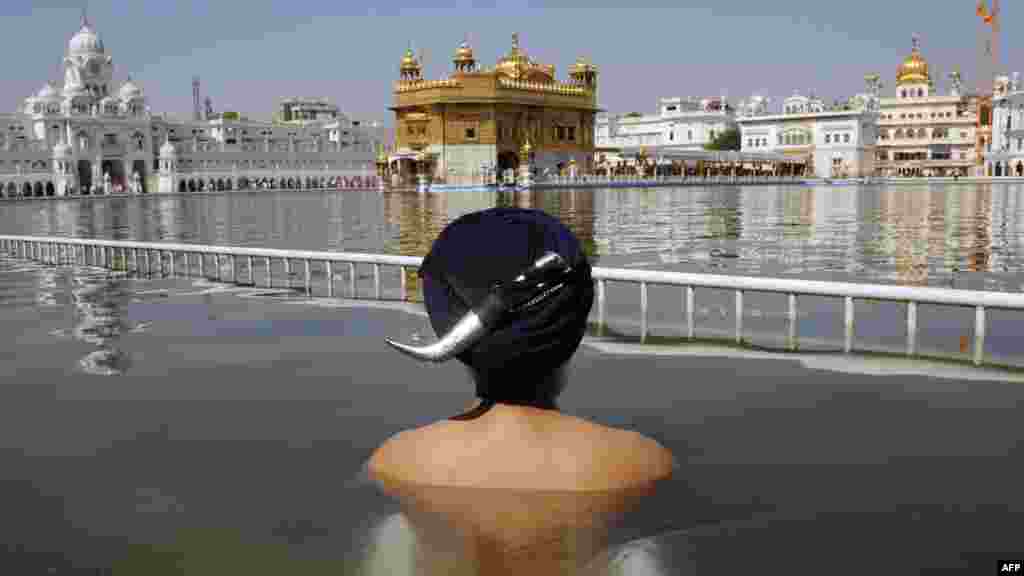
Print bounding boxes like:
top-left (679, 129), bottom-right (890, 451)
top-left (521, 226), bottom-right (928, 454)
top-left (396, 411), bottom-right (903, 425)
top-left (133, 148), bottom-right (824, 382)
top-left (3, 234), bottom-right (1019, 367)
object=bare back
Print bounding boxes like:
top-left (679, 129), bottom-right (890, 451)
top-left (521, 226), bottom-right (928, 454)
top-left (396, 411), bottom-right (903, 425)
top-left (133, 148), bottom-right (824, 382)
top-left (368, 406), bottom-right (675, 492)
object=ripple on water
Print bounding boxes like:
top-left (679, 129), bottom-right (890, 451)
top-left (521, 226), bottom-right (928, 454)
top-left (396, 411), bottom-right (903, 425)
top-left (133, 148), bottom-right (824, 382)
top-left (78, 348), bottom-right (130, 376)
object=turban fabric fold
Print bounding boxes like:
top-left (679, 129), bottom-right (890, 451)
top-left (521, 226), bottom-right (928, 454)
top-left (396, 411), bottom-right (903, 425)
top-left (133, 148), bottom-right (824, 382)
top-left (419, 208), bottom-right (594, 405)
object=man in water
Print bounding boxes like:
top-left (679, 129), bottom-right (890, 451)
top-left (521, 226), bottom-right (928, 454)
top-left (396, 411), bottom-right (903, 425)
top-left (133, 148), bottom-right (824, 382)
top-left (370, 207), bottom-right (674, 491)
top-left (365, 208), bottom-right (674, 574)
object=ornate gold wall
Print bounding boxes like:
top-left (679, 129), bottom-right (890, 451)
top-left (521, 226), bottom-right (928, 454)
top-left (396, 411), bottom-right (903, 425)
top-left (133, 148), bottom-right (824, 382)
top-left (390, 34), bottom-right (600, 178)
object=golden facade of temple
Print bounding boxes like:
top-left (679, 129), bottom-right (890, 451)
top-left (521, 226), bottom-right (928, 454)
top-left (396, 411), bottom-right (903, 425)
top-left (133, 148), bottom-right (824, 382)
top-left (387, 33), bottom-right (600, 185)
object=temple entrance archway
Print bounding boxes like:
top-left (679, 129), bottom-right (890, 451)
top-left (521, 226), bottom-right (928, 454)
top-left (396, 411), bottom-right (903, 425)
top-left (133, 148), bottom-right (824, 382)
top-left (101, 160), bottom-right (125, 189)
top-left (1017, 162), bottom-right (1023, 177)
top-left (498, 151), bottom-right (519, 177)
top-left (45, 182), bottom-right (55, 196)
top-left (77, 160), bottom-right (92, 194)
top-left (132, 160), bottom-right (147, 193)
top-left (22, 182), bottom-right (32, 197)
top-left (179, 180), bottom-right (187, 193)
top-left (188, 179), bottom-right (197, 192)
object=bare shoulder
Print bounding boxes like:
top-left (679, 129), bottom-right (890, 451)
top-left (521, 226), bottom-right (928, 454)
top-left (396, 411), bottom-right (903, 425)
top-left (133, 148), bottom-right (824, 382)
top-left (367, 422), bottom-right (452, 484)
top-left (574, 420), bottom-right (676, 488)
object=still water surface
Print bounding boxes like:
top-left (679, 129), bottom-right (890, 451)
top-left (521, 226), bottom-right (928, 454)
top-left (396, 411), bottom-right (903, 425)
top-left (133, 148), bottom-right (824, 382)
top-left (3, 183), bottom-right (1024, 289)
top-left (4, 183), bottom-right (1024, 363)
top-left (2, 185), bottom-right (1024, 573)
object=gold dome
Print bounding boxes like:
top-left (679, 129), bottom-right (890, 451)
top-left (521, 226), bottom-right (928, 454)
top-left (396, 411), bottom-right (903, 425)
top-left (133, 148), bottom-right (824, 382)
top-left (896, 36), bottom-right (930, 86)
top-left (454, 41), bottom-right (474, 63)
top-left (400, 48), bottom-right (420, 73)
top-left (495, 32), bottom-right (554, 82)
top-left (569, 56), bottom-right (598, 75)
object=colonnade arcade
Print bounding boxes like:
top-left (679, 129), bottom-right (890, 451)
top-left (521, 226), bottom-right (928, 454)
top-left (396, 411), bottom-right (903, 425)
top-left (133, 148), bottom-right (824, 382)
top-left (988, 160), bottom-right (1024, 177)
top-left (595, 148), bottom-right (808, 178)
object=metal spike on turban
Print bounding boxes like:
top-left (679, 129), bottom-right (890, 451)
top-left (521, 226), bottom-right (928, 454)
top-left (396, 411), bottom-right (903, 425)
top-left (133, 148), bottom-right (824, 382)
top-left (385, 252), bottom-right (572, 362)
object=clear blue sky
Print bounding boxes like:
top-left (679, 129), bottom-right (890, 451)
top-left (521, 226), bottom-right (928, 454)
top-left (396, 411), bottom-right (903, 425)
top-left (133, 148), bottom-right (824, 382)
top-left (2, 0), bottom-right (1020, 123)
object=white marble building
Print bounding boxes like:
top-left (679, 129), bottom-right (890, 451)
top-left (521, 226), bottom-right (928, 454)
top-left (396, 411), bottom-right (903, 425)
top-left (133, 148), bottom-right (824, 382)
top-left (1, 15), bottom-right (382, 198)
top-left (874, 36), bottom-right (980, 177)
top-left (735, 82), bottom-right (881, 178)
top-left (595, 96), bottom-right (736, 152)
top-left (987, 73), bottom-right (1024, 177)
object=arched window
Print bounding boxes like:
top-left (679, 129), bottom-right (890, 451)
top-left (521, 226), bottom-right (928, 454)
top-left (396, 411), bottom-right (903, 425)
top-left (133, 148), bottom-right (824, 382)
top-left (918, 128), bottom-right (926, 138)
top-left (917, 88), bottom-right (924, 97)
top-left (843, 133), bottom-right (850, 143)
top-left (825, 134), bottom-right (831, 143)
top-left (901, 90), bottom-right (907, 98)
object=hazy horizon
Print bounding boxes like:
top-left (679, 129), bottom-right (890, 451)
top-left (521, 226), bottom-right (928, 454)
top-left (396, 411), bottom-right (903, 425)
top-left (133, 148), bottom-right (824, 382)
top-left (1, 1), bottom-right (1020, 124)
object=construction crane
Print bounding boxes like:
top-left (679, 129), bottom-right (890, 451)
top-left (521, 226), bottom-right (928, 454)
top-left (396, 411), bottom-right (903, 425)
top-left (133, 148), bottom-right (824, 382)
top-left (975, 0), bottom-right (1000, 171)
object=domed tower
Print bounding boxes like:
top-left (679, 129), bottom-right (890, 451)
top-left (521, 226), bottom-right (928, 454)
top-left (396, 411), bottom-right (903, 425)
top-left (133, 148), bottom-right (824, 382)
top-left (896, 34), bottom-right (931, 99)
top-left (118, 76), bottom-right (147, 117)
top-left (63, 12), bottom-right (114, 104)
top-left (569, 56), bottom-right (599, 92)
top-left (158, 137), bottom-right (178, 194)
top-left (52, 139), bottom-right (74, 196)
top-left (453, 40), bottom-right (476, 74)
top-left (399, 48), bottom-right (422, 81)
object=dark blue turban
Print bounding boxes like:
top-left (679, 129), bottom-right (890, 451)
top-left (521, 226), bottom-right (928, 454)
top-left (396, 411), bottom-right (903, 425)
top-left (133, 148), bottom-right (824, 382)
top-left (419, 207), bottom-right (594, 406)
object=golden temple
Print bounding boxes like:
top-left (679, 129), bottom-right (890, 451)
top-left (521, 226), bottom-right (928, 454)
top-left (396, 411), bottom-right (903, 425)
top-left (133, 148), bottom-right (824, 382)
top-left (385, 33), bottom-right (600, 186)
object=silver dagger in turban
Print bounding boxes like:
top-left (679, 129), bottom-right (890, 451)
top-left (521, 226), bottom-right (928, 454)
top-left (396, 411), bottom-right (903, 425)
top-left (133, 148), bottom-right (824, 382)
top-left (385, 252), bottom-right (574, 362)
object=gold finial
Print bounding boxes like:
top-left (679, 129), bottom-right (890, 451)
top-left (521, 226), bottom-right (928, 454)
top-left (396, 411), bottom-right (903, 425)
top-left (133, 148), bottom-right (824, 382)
top-left (911, 33), bottom-right (920, 52)
top-left (512, 32), bottom-right (520, 52)
top-left (519, 139), bottom-right (532, 159)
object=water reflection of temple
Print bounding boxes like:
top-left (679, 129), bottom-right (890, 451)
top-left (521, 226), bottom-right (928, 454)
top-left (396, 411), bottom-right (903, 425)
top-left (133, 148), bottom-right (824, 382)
top-left (988, 184), bottom-right (1024, 273)
top-left (383, 190), bottom-right (595, 299)
top-left (71, 274), bottom-right (130, 375)
top-left (872, 185), bottom-right (994, 284)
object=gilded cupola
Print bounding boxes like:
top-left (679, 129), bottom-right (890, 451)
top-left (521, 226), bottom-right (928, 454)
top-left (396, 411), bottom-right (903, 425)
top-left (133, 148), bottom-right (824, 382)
top-left (569, 56), bottom-right (598, 88)
top-left (453, 40), bottom-right (475, 73)
top-left (399, 47), bottom-right (421, 80)
top-left (896, 35), bottom-right (930, 86)
top-left (494, 33), bottom-right (554, 82)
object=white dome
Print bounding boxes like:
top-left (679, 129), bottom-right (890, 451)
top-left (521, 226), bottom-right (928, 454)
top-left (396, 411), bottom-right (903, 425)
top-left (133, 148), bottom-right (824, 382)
top-left (69, 19), bottom-right (104, 55)
top-left (36, 83), bottom-right (60, 101)
top-left (119, 79), bottom-right (142, 100)
top-left (159, 139), bottom-right (176, 156)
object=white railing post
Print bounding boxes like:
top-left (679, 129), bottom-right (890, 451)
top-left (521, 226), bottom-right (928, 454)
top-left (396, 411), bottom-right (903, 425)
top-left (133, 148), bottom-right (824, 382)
top-left (398, 265), bottom-right (405, 302)
top-left (144, 249), bottom-right (151, 276)
top-left (248, 256), bottom-right (254, 285)
top-left (596, 279), bottom-right (606, 336)
top-left (284, 258), bottom-right (291, 288)
top-left (232, 255), bottom-right (238, 284)
top-left (265, 257), bottom-right (272, 288)
top-left (906, 301), bottom-right (918, 356)
top-left (843, 296), bottom-right (854, 353)
top-left (304, 259), bottom-right (311, 296)
top-left (169, 250), bottom-right (175, 277)
top-left (974, 306), bottom-right (986, 366)
top-left (199, 252), bottom-right (205, 278)
top-left (735, 289), bottom-right (743, 344)
top-left (686, 286), bottom-right (695, 340)
top-left (374, 263), bottom-right (381, 300)
top-left (787, 293), bottom-right (798, 351)
top-left (349, 262), bottom-right (356, 298)
top-left (640, 281), bottom-right (648, 343)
